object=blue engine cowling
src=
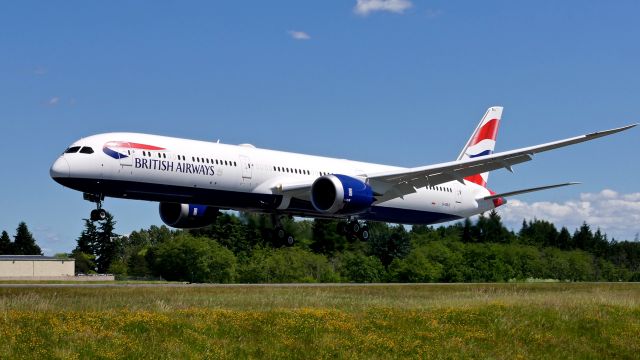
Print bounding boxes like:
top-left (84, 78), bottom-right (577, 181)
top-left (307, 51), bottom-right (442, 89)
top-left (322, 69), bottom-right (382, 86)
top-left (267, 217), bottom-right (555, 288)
top-left (159, 203), bottom-right (219, 228)
top-left (310, 174), bottom-right (375, 214)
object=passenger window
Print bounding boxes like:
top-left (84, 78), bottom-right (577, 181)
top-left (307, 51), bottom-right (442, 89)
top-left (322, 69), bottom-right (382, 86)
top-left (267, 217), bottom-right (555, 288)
top-left (65, 146), bottom-right (81, 154)
top-left (79, 147), bottom-right (94, 154)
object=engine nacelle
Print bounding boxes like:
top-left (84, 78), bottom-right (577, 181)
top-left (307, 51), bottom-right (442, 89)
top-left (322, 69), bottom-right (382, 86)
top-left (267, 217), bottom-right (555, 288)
top-left (310, 174), bottom-right (374, 214)
top-left (158, 202), bottom-right (219, 229)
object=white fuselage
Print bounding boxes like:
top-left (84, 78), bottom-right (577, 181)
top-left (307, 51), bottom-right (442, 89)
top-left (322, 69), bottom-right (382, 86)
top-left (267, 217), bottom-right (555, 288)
top-left (50, 132), bottom-right (498, 225)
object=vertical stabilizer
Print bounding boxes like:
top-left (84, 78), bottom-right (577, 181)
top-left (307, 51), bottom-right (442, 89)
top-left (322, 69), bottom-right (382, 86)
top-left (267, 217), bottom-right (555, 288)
top-left (457, 106), bottom-right (503, 187)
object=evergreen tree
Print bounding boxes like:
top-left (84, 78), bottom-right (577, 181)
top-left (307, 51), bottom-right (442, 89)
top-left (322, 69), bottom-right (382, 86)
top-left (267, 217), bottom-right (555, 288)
top-left (519, 219), bottom-right (558, 247)
top-left (13, 222), bottom-right (42, 255)
top-left (485, 210), bottom-right (513, 243)
top-left (0, 230), bottom-right (12, 255)
top-left (557, 227), bottom-right (572, 250)
top-left (94, 212), bottom-right (119, 273)
top-left (573, 222), bottom-right (594, 251)
top-left (462, 218), bottom-right (473, 243)
top-left (369, 224), bottom-right (411, 266)
top-left (75, 219), bottom-right (99, 255)
top-left (311, 219), bottom-right (346, 255)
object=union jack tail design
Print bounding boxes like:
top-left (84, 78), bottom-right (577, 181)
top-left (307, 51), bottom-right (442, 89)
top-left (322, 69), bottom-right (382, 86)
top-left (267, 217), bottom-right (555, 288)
top-left (457, 106), bottom-right (503, 187)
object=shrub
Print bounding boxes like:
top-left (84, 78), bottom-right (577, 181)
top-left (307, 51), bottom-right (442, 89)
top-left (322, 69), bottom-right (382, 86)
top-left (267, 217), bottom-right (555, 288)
top-left (151, 234), bottom-right (237, 283)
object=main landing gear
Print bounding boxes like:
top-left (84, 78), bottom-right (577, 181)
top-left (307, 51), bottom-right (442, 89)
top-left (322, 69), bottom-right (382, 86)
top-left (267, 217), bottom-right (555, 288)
top-left (337, 219), bottom-right (370, 242)
top-left (270, 214), bottom-right (295, 247)
top-left (84, 193), bottom-right (107, 221)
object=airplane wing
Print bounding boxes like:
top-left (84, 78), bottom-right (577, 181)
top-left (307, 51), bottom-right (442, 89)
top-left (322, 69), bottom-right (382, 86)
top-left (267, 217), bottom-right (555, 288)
top-left (271, 124), bottom-right (636, 203)
top-left (366, 124), bottom-right (636, 202)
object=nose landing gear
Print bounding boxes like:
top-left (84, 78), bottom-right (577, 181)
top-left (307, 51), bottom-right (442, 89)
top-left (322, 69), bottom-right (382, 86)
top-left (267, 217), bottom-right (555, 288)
top-left (84, 193), bottom-right (107, 221)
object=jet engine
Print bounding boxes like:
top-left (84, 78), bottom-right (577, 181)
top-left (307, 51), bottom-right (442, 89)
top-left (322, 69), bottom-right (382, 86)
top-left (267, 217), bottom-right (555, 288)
top-left (159, 202), bottom-right (219, 228)
top-left (310, 174), bottom-right (375, 214)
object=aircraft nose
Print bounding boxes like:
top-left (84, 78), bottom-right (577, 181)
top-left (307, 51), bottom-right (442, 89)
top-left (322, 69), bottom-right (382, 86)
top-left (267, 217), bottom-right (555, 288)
top-left (50, 157), bottom-right (70, 178)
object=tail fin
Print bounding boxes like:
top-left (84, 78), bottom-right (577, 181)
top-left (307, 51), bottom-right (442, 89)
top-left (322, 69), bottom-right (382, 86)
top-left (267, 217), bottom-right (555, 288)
top-left (457, 106), bottom-right (503, 187)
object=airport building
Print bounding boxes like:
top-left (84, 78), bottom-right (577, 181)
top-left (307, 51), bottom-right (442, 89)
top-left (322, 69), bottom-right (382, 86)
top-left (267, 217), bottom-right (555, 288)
top-left (0, 255), bottom-right (75, 280)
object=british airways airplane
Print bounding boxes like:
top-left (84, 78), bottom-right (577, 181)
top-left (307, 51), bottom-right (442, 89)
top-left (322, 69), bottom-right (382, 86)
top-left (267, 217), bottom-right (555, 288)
top-left (50, 107), bottom-right (635, 244)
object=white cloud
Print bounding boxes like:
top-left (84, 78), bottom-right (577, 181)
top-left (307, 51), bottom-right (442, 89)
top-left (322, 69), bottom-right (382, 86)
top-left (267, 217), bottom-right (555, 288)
top-left (288, 30), bottom-right (311, 40)
top-left (354, 0), bottom-right (412, 16)
top-left (497, 189), bottom-right (640, 240)
top-left (47, 97), bottom-right (60, 106)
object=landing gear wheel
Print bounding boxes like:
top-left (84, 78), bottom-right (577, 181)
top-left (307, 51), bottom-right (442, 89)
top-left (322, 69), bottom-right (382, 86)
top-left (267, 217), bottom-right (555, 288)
top-left (90, 209), bottom-right (107, 221)
top-left (350, 221), bottom-right (361, 234)
top-left (359, 225), bottom-right (370, 241)
top-left (285, 234), bottom-right (295, 247)
top-left (272, 226), bottom-right (294, 247)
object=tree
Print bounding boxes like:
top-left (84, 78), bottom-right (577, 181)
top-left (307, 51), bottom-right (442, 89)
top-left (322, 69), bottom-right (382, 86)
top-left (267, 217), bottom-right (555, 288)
top-left (0, 230), bottom-right (12, 255)
top-left (13, 222), bottom-right (42, 255)
top-left (310, 219), bottom-right (346, 255)
top-left (71, 250), bottom-right (96, 274)
top-left (75, 219), bottom-right (98, 255)
top-left (337, 252), bottom-right (385, 283)
top-left (573, 222), bottom-right (594, 251)
top-left (151, 234), bottom-right (237, 283)
top-left (369, 224), bottom-right (411, 266)
top-left (484, 210), bottom-right (514, 243)
top-left (556, 227), bottom-right (573, 250)
top-left (519, 219), bottom-right (558, 247)
top-left (93, 212), bottom-right (119, 273)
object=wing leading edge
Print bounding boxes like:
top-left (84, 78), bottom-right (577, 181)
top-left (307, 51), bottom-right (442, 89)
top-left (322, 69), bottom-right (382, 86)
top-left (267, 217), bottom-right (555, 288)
top-left (366, 123), bottom-right (636, 202)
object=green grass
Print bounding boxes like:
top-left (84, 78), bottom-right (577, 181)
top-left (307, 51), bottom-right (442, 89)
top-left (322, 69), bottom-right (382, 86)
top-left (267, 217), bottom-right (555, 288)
top-left (1, 283), bottom-right (639, 359)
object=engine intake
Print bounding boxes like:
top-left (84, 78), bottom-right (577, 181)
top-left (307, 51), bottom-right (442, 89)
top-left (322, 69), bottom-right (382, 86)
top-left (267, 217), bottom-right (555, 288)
top-left (159, 202), bottom-right (219, 228)
top-left (311, 174), bottom-right (374, 214)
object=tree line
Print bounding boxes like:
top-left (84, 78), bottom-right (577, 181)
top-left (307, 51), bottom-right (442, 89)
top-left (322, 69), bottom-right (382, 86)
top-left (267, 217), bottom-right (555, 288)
top-left (68, 210), bottom-right (640, 283)
top-left (0, 222), bottom-right (42, 256)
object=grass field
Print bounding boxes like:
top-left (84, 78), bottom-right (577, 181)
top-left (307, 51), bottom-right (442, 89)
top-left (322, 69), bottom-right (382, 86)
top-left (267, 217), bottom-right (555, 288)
top-left (1, 283), bottom-right (639, 359)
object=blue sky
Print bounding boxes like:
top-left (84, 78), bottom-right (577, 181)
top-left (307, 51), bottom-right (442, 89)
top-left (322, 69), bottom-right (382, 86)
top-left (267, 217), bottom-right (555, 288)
top-left (1, 1), bottom-right (638, 254)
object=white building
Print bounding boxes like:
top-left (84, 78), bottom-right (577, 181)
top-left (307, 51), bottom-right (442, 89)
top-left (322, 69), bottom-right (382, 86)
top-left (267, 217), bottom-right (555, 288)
top-left (0, 255), bottom-right (75, 280)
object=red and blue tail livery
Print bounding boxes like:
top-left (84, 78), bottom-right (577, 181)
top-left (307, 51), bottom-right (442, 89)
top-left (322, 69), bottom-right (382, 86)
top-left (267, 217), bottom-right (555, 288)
top-left (458, 106), bottom-right (502, 187)
top-left (50, 106), bottom-right (635, 244)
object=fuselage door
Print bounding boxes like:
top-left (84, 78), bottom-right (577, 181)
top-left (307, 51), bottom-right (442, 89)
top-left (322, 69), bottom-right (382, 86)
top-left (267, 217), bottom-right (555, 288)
top-left (454, 183), bottom-right (463, 209)
top-left (239, 155), bottom-right (252, 181)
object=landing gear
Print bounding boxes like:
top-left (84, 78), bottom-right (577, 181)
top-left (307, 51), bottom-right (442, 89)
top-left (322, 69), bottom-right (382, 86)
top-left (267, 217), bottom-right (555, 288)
top-left (271, 215), bottom-right (295, 247)
top-left (90, 209), bottom-right (107, 221)
top-left (84, 193), bottom-right (107, 222)
top-left (338, 219), bottom-right (369, 241)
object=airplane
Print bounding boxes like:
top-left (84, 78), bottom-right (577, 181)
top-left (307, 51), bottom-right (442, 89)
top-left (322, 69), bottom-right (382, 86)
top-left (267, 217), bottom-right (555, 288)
top-left (50, 107), bottom-right (636, 245)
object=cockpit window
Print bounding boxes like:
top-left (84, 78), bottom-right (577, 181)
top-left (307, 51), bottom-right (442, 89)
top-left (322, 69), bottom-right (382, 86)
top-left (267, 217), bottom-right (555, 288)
top-left (79, 147), bottom-right (94, 154)
top-left (65, 146), bottom-right (81, 154)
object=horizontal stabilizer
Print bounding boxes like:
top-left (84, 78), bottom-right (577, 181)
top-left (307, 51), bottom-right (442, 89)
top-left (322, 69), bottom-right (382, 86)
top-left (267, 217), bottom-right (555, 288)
top-left (480, 182), bottom-right (581, 201)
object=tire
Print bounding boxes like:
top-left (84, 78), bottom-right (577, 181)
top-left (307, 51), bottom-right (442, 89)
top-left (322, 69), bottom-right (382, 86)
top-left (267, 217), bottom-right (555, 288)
top-left (350, 221), bottom-right (360, 234)
top-left (90, 209), bottom-right (99, 221)
top-left (285, 235), bottom-right (295, 246)
top-left (276, 227), bottom-right (286, 239)
top-left (359, 226), bottom-right (370, 241)
top-left (97, 209), bottom-right (107, 220)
